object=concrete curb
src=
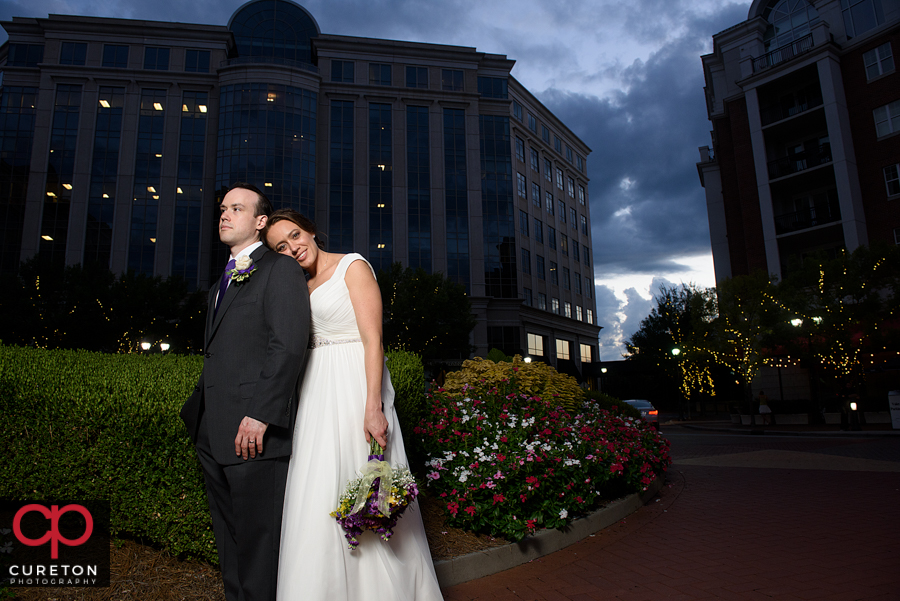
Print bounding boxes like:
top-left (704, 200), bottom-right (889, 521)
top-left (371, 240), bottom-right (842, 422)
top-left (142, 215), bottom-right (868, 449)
top-left (677, 422), bottom-right (900, 437)
top-left (433, 477), bottom-right (664, 588)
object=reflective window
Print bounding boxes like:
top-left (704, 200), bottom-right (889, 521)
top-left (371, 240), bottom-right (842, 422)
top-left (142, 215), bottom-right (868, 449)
top-left (215, 83), bottom-right (317, 279)
top-left (0, 87), bottom-right (38, 272)
top-left (550, 260), bottom-right (558, 284)
top-left (329, 100), bottom-right (354, 252)
top-left (586, 308), bottom-right (593, 323)
top-left (513, 100), bottom-right (523, 121)
top-left (59, 42), bottom-right (87, 66)
top-left (444, 108), bottom-right (469, 292)
top-left (85, 87), bottom-right (125, 268)
top-left (874, 100), bottom-right (900, 137)
top-left (842, 0), bottom-right (884, 39)
top-left (229, 0), bottom-right (320, 66)
top-left (369, 63), bottom-right (392, 86)
top-left (884, 163), bottom-right (900, 196)
top-left (560, 234), bottom-right (568, 256)
top-left (407, 105), bottom-right (431, 271)
top-left (545, 192), bottom-right (554, 216)
top-left (530, 148), bottom-right (539, 172)
top-left (558, 200), bottom-right (566, 222)
top-left (521, 248), bottom-right (531, 274)
top-left (575, 271), bottom-right (582, 295)
top-left (478, 77), bottom-right (507, 99)
top-left (369, 103), bottom-right (393, 273)
top-left (864, 42), bottom-right (893, 79)
top-left (517, 172), bottom-right (527, 198)
top-left (406, 66), bottom-right (427, 89)
top-left (763, 0), bottom-right (820, 50)
top-left (519, 210), bottom-right (529, 236)
top-left (442, 69), bottom-right (463, 91)
top-left (548, 226), bottom-right (556, 250)
top-left (171, 91), bottom-right (208, 285)
top-left (524, 287), bottom-right (533, 307)
top-left (144, 47), bottom-right (170, 71)
top-left (573, 242), bottom-right (580, 262)
top-left (551, 297), bottom-right (559, 314)
top-left (544, 158), bottom-right (552, 181)
top-left (541, 125), bottom-right (550, 143)
top-left (534, 218), bottom-right (543, 243)
top-left (564, 302), bottom-right (572, 318)
top-left (332, 60), bottom-right (355, 83)
top-left (185, 49), bottom-right (211, 73)
top-left (7, 44), bottom-right (44, 67)
top-left (102, 45), bottom-right (128, 68)
top-left (42, 84), bottom-right (81, 265)
top-left (537, 293), bottom-right (547, 311)
top-left (563, 266), bottom-right (570, 289)
top-left (531, 182), bottom-right (541, 208)
top-left (528, 114), bottom-right (536, 132)
top-left (536, 254), bottom-right (545, 279)
top-left (129, 89), bottom-right (166, 275)
top-left (480, 114), bottom-right (516, 298)
top-left (515, 137), bottom-right (525, 162)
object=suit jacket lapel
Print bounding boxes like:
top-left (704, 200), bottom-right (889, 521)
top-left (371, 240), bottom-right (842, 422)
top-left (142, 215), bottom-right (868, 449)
top-left (208, 244), bottom-right (269, 343)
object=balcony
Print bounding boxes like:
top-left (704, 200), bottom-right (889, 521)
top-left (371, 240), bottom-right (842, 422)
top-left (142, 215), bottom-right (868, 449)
top-left (752, 34), bottom-right (814, 73)
top-left (760, 88), bottom-right (823, 127)
top-left (774, 198), bottom-right (841, 235)
top-left (768, 143), bottom-right (831, 180)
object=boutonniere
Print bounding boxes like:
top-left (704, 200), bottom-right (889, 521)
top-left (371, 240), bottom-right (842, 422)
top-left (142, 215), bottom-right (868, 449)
top-left (229, 256), bottom-right (257, 283)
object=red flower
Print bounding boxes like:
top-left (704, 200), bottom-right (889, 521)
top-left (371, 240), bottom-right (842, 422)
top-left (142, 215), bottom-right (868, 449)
top-left (492, 494), bottom-right (505, 505)
top-left (526, 519), bottom-right (537, 530)
top-left (465, 506), bottom-right (476, 516)
top-left (447, 502), bottom-right (460, 516)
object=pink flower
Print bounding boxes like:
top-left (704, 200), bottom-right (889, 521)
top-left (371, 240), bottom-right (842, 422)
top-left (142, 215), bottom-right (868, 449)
top-left (465, 506), bottom-right (476, 516)
top-left (427, 471), bottom-right (441, 481)
top-left (493, 494), bottom-right (505, 505)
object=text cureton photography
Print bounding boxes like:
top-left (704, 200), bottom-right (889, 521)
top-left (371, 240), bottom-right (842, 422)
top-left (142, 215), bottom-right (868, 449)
top-left (1, 500), bottom-right (110, 587)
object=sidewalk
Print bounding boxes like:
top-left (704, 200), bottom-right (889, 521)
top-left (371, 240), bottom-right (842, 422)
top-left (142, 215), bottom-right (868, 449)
top-left (665, 417), bottom-right (900, 437)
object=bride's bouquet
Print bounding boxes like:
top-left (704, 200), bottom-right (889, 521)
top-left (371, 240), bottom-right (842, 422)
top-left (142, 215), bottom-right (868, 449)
top-left (331, 439), bottom-right (419, 550)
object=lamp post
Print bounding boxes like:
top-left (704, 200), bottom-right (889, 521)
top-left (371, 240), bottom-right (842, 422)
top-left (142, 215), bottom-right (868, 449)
top-left (672, 347), bottom-right (688, 420)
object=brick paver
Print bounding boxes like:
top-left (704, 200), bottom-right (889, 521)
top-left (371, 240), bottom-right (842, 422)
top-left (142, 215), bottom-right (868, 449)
top-left (441, 429), bottom-right (900, 600)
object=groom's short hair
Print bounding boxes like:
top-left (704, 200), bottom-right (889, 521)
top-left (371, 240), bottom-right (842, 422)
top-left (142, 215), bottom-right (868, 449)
top-left (228, 182), bottom-right (274, 217)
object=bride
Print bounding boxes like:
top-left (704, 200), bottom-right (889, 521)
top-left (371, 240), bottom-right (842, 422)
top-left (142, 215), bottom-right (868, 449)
top-left (264, 209), bottom-right (443, 601)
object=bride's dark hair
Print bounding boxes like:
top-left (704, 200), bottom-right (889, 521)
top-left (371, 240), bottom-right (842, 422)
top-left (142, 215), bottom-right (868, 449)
top-left (263, 208), bottom-right (325, 250)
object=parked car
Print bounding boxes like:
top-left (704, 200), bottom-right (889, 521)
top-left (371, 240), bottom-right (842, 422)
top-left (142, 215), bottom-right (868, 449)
top-left (622, 399), bottom-right (660, 430)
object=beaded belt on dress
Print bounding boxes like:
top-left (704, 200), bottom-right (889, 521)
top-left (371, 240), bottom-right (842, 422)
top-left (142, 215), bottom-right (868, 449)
top-left (309, 335), bottom-right (362, 349)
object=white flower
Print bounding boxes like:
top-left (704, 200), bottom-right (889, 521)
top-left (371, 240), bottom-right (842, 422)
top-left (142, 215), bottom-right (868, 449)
top-left (559, 509), bottom-right (568, 519)
top-left (235, 255), bottom-right (253, 271)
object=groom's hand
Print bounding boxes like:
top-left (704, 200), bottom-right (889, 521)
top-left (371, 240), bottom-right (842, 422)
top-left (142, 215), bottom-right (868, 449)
top-left (235, 416), bottom-right (269, 460)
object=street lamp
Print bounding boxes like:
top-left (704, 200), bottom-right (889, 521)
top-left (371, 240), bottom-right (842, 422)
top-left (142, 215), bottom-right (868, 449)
top-left (523, 356), bottom-right (532, 363)
top-left (160, 342), bottom-right (171, 352)
top-left (140, 342), bottom-right (151, 352)
top-left (671, 347), bottom-right (681, 356)
top-left (792, 317), bottom-right (823, 423)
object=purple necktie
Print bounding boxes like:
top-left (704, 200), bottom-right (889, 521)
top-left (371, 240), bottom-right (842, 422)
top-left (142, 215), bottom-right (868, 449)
top-left (214, 259), bottom-right (236, 316)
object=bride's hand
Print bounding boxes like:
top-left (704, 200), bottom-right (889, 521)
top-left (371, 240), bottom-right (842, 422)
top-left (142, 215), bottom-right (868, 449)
top-left (364, 405), bottom-right (389, 449)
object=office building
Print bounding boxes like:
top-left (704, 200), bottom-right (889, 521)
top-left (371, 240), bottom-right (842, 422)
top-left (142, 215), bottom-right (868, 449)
top-left (0, 0), bottom-right (600, 378)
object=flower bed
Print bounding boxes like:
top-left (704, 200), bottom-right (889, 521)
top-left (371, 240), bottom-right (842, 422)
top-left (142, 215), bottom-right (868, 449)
top-left (415, 379), bottom-right (670, 542)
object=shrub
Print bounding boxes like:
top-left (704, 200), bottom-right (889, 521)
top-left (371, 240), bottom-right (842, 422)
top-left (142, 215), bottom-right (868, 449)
top-left (485, 348), bottom-right (511, 363)
top-left (0, 344), bottom-right (429, 563)
top-left (442, 356), bottom-right (584, 411)
top-left (584, 391), bottom-right (643, 420)
top-left (385, 348), bottom-right (427, 471)
top-left (415, 386), bottom-right (671, 542)
top-left (0, 345), bottom-right (215, 562)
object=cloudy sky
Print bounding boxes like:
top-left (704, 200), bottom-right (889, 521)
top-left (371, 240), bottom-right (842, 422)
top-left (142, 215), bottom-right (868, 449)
top-left (0, 0), bottom-right (752, 358)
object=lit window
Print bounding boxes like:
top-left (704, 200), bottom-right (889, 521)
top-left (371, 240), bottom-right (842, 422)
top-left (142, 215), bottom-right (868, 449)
top-left (564, 302), bottom-right (572, 318)
top-left (885, 164), bottom-right (900, 196)
top-left (874, 100), bottom-right (900, 137)
top-left (528, 333), bottom-right (544, 356)
top-left (576, 306), bottom-right (583, 321)
top-left (580, 343), bottom-right (592, 363)
top-left (551, 297), bottom-right (560, 314)
top-left (864, 42), bottom-right (894, 80)
top-left (586, 309), bottom-right (593, 324)
top-left (556, 338), bottom-right (570, 360)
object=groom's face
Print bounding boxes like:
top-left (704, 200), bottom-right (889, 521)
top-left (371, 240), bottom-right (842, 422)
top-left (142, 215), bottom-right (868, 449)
top-left (219, 188), bottom-right (267, 251)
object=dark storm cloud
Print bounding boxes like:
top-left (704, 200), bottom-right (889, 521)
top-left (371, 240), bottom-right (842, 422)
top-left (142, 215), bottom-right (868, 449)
top-left (536, 4), bottom-right (747, 279)
top-left (595, 276), bottom-right (673, 360)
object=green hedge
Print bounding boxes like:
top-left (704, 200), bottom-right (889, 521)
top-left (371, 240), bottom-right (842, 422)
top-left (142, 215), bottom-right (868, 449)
top-left (0, 344), bottom-right (424, 564)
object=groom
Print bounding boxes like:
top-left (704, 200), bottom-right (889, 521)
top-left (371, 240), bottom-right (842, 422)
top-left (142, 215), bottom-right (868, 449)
top-left (181, 182), bottom-right (309, 601)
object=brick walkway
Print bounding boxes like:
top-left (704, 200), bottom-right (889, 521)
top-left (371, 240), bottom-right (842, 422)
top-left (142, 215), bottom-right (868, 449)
top-left (441, 430), bottom-right (900, 600)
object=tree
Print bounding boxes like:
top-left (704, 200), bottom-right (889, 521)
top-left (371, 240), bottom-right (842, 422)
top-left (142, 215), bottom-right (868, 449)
top-left (625, 284), bottom-right (718, 412)
top-left (778, 244), bottom-right (900, 391)
top-left (377, 263), bottom-right (475, 366)
top-left (0, 258), bottom-right (206, 353)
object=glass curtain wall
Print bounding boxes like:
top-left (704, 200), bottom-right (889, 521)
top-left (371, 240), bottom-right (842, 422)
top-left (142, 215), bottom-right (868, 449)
top-left (480, 114), bottom-right (517, 298)
top-left (0, 87), bottom-right (37, 273)
top-left (42, 84), bottom-right (82, 265)
top-left (128, 89), bottom-right (166, 275)
top-left (443, 108), bottom-right (469, 292)
top-left (84, 87), bottom-right (124, 267)
top-left (328, 100), bottom-right (353, 252)
top-left (368, 103), bottom-right (392, 274)
top-left (407, 105), bottom-right (431, 271)
top-left (172, 91), bottom-right (208, 286)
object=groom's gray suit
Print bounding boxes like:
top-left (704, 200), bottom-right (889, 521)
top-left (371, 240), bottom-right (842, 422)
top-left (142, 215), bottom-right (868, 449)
top-left (182, 242), bottom-right (309, 601)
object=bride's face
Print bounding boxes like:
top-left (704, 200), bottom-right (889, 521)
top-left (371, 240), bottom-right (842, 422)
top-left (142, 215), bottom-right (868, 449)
top-left (266, 219), bottom-right (318, 269)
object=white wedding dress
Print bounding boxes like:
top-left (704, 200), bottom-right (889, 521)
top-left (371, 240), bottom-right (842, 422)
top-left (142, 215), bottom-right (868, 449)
top-left (277, 253), bottom-right (443, 601)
